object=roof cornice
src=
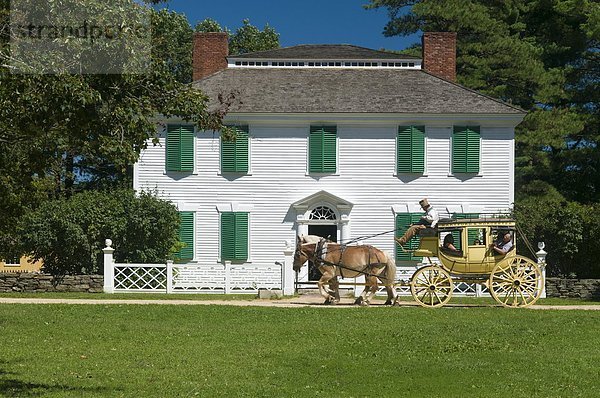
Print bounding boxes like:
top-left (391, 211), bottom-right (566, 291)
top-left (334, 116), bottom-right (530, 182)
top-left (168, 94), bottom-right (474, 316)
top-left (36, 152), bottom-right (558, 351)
top-left (220, 112), bottom-right (526, 127)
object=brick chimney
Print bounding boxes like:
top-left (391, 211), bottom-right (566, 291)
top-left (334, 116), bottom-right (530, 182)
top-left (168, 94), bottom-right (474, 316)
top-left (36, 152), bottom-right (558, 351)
top-left (192, 32), bottom-right (229, 81)
top-left (422, 32), bottom-right (457, 82)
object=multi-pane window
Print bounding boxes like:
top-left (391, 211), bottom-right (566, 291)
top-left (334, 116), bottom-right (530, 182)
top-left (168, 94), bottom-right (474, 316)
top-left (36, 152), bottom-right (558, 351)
top-left (221, 212), bottom-right (249, 261)
top-left (166, 124), bottom-right (194, 172)
top-left (452, 126), bottom-right (480, 174)
top-left (221, 125), bottom-right (249, 173)
top-left (395, 213), bottom-right (422, 262)
top-left (309, 126), bottom-right (337, 173)
top-left (397, 125), bottom-right (425, 174)
top-left (175, 212), bottom-right (194, 261)
top-left (451, 213), bottom-right (480, 250)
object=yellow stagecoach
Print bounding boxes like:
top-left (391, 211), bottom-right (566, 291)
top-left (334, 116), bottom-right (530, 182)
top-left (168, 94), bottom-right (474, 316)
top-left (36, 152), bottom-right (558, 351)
top-left (408, 218), bottom-right (544, 308)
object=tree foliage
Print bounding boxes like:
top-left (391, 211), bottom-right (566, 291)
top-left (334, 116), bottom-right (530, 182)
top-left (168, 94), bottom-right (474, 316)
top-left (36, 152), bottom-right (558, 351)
top-left (0, 1), bottom-right (227, 258)
top-left (194, 18), bottom-right (280, 55)
top-left (368, 0), bottom-right (600, 276)
top-left (18, 190), bottom-right (180, 277)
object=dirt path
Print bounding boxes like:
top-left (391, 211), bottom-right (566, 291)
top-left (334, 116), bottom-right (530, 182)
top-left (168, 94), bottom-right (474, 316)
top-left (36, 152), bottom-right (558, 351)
top-left (0, 296), bottom-right (598, 310)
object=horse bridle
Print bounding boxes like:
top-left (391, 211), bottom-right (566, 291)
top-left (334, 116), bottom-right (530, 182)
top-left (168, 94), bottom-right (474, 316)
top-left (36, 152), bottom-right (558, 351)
top-left (294, 244), bottom-right (311, 264)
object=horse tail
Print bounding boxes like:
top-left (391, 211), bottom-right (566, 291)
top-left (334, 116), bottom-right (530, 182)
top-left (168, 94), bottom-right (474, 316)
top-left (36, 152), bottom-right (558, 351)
top-left (382, 251), bottom-right (397, 287)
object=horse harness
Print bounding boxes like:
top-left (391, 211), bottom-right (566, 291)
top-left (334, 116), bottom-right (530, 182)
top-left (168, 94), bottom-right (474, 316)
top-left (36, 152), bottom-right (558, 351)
top-left (309, 238), bottom-right (388, 279)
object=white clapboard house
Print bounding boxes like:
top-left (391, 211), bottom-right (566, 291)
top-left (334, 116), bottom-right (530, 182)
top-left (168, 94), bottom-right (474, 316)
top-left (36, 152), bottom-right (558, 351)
top-left (132, 32), bottom-right (525, 293)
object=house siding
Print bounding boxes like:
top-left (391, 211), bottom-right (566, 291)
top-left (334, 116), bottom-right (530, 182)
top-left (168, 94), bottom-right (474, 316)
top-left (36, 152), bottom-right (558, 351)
top-left (135, 117), bottom-right (516, 267)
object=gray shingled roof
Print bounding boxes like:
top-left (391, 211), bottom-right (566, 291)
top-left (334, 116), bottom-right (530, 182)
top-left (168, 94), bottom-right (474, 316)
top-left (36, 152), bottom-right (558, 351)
top-left (193, 68), bottom-right (524, 114)
top-left (231, 44), bottom-right (419, 60)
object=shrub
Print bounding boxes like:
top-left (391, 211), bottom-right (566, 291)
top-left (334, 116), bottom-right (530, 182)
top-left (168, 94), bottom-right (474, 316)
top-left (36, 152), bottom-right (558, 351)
top-left (18, 190), bottom-right (180, 276)
top-left (514, 197), bottom-right (599, 278)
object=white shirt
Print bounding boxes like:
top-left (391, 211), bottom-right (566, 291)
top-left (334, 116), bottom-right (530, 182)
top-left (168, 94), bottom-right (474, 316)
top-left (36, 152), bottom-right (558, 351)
top-left (496, 239), bottom-right (513, 253)
top-left (422, 206), bottom-right (439, 228)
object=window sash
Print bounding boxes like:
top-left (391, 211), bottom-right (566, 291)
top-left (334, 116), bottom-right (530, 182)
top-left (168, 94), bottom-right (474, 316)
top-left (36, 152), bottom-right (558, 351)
top-left (452, 213), bottom-right (480, 250)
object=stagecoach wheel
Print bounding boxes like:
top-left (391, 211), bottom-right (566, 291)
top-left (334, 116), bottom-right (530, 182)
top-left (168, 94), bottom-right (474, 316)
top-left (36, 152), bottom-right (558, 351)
top-left (410, 266), bottom-right (453, 308)
top-left (489, 256), bottom-right (544, 308)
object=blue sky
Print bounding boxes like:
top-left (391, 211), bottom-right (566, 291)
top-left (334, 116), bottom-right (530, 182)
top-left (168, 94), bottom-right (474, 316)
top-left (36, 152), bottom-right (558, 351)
top-left (154, 0), bottom-right (420, 51)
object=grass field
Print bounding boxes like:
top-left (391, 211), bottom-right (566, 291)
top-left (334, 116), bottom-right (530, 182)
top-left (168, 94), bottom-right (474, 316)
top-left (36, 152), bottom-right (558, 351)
top-left (0, 291), bottom-right (598, 305)
top-left (0, 302), bottom-right (599, 397)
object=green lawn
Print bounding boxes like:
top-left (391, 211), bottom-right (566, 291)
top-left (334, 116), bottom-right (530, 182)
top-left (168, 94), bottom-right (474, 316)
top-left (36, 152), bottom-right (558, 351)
top-left (0, 291), bottom-right (597, 306)
top-left (0, 304), bottom-right (598, 397)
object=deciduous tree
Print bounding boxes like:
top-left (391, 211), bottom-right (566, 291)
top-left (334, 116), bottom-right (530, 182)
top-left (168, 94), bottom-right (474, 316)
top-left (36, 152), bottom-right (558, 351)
top-left (0, 1), bottom-right (226, 258)
top-left (194, 18), bottom-right (280, 55)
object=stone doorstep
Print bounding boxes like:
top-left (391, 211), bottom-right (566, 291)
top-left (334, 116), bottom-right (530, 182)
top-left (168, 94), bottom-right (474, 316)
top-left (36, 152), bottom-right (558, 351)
top-left (257, 288), bottom-right (283, 299)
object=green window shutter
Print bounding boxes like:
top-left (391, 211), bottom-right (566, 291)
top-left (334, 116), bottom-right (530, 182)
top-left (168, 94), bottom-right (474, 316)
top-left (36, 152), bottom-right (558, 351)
top-left (221, 126), bottom-right (249, 173)
top-left (452, 126), bottom-right (480, 174)
top-left (166, 125), bottom-right (194, 172)
top-left (234, 213), bottom-right (249, 260)
top-left (176, 212), bottom-right (194, 261)
top-left (465, 126), bottom-right (480, 173)
top-left (221, 212), bottom-right (249, 261)
top-left (397, 126), bottom-right (425, 174)
top-left (221, 213), bottom-right (236, 260)
top-left (166, 125), bottom-right (180, 171)
top-left (309, 126), bottom-right (337, 173)
top-left (395, 213), bottom-right (422, 262)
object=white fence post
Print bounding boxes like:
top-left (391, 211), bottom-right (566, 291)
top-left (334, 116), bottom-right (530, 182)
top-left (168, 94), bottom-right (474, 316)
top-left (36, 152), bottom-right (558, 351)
top-left (536, 242), bottom-right (548, 298)
top-left (282, 240), bottom-right (295, 296)
top-left (166, 260), bottom-right (174, 293)
top-left (103, 239), bottom-right (115, 294)
top-left (224, 261), bottom-right (231, 294)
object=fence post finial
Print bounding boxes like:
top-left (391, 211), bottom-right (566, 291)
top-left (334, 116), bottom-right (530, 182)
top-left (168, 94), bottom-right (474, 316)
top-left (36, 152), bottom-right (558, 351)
top-left (103, 239), bottom-right (115, 294)
top-left (536, 241), bottom-right (547, 298)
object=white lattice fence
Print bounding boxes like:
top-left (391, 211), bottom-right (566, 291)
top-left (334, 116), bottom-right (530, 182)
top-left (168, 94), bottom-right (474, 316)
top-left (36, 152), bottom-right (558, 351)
top-left (375, 266), bottom-right (491, 297)
top-left (169, 263), bottom-right (282, 294)
top-left (103, 240), bottom-right (286, 294)
top-left (113, 264), bottom-right (167, 292)
top-left (170, 264), bottom-right (226, 293)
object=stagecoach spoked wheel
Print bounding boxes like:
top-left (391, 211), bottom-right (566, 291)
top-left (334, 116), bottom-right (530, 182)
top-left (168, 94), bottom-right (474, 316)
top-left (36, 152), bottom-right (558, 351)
top-left (410, 266), bottom-right (454, 308)
top-left (489, 256), bottom-right (544, 308)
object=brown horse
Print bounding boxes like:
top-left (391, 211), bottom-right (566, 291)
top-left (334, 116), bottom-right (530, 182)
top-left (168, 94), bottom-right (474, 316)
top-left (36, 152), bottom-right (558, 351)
top-left (293, 235), bottom-right (398, 306)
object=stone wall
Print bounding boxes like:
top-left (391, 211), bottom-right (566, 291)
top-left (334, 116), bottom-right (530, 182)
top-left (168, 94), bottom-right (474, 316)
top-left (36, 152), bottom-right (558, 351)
top-left (546, 278), bottom-right (600, 300)
top-left (0, 273), bottom-right (103, 293)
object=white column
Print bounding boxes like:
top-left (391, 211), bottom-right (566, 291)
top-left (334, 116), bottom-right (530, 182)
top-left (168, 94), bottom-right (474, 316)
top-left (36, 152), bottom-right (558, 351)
top-left (536, 242), bottom-right (548, 299)
top-left (297, 222), bottom-right (308, 237)
top-left (102, 239), bottom-right (115, 294)
top-left (166, 261), bottom-right (174, 294)
top-left (340, 214), bottom-right (350, 243)
top-left (282, 240), bottom-right (295, 296)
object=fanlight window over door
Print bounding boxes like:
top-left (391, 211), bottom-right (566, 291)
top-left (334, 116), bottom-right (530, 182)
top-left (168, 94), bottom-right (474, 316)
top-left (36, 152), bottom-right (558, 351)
top-left (309, 206), bottom-right (337, 221)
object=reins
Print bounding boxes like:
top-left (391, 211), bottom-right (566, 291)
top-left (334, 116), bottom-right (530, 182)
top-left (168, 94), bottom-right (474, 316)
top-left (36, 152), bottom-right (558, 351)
top-left (516, 224), bottom-right (539, 260)
top-left (336, 228), bottom-right (401, 245)
top-left (298, 242), bottom-right (393, 284)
